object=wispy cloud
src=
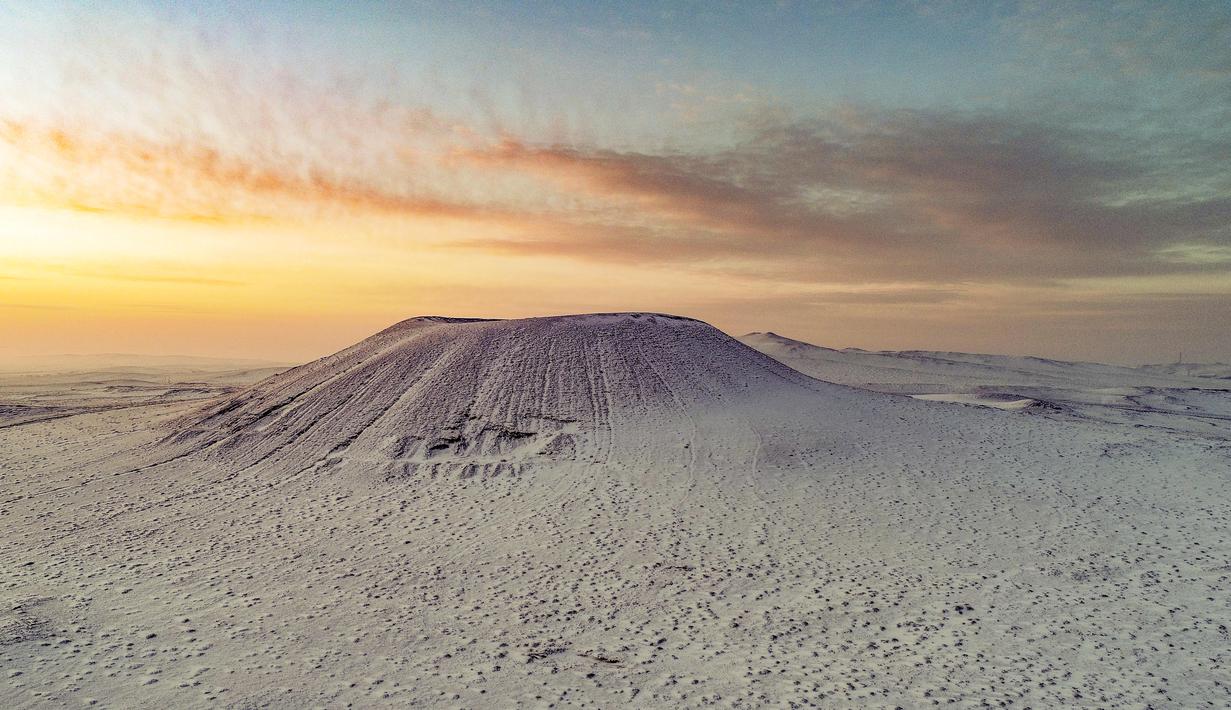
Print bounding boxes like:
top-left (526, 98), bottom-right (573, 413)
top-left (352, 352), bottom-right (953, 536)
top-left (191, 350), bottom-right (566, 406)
top-left (453, 107), bottom-right (1231, 284)
top-left (60, 267), bottom-right (246, 287)
top-left (1157, 244), bottom-right (1231, 265)
top-left (5, 100), bottom-right (1228, 290)
top-left (0, 302), bottom-right (71, 311)
top-left (13, 261), bottom-right (248, 288)
top-left (0, 119), bottom-right (502, 225)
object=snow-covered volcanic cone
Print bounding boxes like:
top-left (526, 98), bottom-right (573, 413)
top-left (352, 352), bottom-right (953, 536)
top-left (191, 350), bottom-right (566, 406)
top-left (169, 313), bottom-right (833, 476)
top-left (4, 313), bottom-right (1228, 707)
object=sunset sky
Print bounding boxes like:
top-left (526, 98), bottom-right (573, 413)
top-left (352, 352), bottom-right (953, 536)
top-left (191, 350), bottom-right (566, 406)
top-left (2, 1), bottom-right (1229, 364)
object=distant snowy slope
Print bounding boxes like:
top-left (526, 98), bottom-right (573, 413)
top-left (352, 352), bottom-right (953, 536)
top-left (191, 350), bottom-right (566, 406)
top-left (741, 331), bottom-right (1231, 391)
top-left (0, 353), bottom-right (288, 374)
top-left (1140, 362), bottom-right (1231, 379)
top-left (742, 331), bottom-right (1231, 437)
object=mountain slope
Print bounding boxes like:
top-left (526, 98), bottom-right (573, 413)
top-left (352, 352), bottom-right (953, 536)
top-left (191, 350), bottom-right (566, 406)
top-left (740, 331), bottom-right (1231, 391)
top-left (169, 313), bottom-right (837, 476)
top-left (742, 330), bottom-right (1231, 438)
top-left (1141, 361), bottom-right (1231, 379)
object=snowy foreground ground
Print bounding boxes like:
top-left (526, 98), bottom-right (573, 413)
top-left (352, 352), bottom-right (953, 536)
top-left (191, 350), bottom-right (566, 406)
top-left (2, 314), bottom-right (1229, 708)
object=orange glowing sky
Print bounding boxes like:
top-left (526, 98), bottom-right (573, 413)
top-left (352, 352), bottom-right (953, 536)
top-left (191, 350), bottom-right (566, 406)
top-left (2, 2), bottom-right (1229, 364)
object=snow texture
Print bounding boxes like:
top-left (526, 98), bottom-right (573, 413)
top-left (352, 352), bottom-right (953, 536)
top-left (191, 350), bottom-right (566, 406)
top-left (2, 314), bottom-right (1229, 708)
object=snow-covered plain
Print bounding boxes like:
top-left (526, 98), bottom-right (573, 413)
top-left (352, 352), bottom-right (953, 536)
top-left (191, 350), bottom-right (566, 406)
top-left (2, 314), bottom-right (1229, 708)
top-left (0, 355), bottom-right (288, 429)
top-left (742, 331), bottom-right (1231, 439)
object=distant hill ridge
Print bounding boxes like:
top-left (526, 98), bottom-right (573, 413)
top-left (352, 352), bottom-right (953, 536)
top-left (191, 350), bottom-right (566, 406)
top-left (741, 331), bottom-right (1231, 390)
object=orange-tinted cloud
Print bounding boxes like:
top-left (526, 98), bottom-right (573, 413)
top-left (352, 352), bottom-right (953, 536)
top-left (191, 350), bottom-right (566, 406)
top-left (0, 118), bottom-right (501, 225)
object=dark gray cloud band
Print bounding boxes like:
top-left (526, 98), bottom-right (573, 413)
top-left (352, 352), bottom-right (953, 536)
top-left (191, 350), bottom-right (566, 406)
top-left (459, 106), bottom-right (1231, 285)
